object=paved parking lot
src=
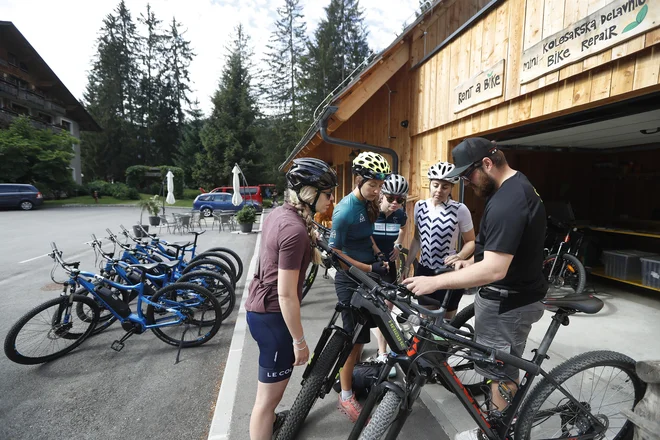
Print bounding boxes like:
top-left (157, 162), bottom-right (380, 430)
top-left (0, 206), bottom-right (257, 440)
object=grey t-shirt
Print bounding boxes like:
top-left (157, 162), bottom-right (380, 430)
top-left (245, 203), bottom-right (312, 313)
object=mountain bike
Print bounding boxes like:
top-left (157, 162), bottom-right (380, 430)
top-left (347, 271), bottom-right (644, 440)
top-left (4, 243), bottom-right (223, 365)
top-left (301, 222), bottom-right (333, 300)
top-left (543, 217), bottom-right (587, 296)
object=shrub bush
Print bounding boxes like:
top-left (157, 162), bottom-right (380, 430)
top-left (125, 165), bottom-right (184, 198)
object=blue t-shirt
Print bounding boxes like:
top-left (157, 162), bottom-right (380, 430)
top-left (373, 209), bottom-right (407, 257)
top-left (329, 193), bottom-right (375, 263)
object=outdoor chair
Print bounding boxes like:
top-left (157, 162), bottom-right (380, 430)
top-left (158, 215), bottom-right (175, 234)
top-left (190, 210), bottom-right (208, 230)
top-left (217, 211), bottom-right (237, 232)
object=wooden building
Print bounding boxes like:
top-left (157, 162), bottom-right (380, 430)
top-left (282, 0), bottom-right (660, 292)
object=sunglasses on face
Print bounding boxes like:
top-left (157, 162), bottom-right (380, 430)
top-left (461, 161), bottom-right (483, 182)
top-left (320, 190), bottom-right (333, 198)
top-left (385, 195), bottom-right (406, 204)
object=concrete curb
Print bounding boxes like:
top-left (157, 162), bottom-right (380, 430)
top-left (207, 213), bottom-right (264, 440)
top-left (50, 204), bottom-right (193, 209)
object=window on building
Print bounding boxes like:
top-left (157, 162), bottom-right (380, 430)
top-left (37, 112), bottom-right (52, 124)
top-left (8, 53), bottom-right (17, 67)
top-left (19, 62), bottom-right (28, 72)
top-left (61, 120), bottom-right (71, 132)
top-left (11, 103), bottom-right (29, 115)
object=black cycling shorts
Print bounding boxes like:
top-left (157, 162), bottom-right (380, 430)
top-left (246, 311), bottom-right (294, 383)
top-left (415, 263), bottom-right (464, 311)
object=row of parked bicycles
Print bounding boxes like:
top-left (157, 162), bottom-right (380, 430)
top-left (289, 222), bottom-right (641, 440)
top-left (4, 226), bottom-right (243, 365)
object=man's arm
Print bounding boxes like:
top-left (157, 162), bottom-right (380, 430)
top-left (403, 250), bottom-right (513, 295)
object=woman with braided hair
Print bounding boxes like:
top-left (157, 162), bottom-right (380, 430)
top-left (244, 158), bottom-right (337, 440)
top-left (329, 151), bottom-right (392, 422)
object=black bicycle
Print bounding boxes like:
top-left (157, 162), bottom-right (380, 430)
top-left (301, 222), bottom-right (333, 300)
top-left (543, 217), bottom-right (587, 296)
top-left (347, 272), bottom-right (643, 440)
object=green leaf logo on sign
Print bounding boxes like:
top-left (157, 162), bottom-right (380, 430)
top-left (623, 4), bottom-right (648, 33)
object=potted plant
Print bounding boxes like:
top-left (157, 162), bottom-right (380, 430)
top-left (236, 205), bottom-right (256, 233)
top-left (135, 195), bottom-right (161, 236)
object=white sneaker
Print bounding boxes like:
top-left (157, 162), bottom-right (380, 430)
top-left (455, 428), bottom-right (482, 440)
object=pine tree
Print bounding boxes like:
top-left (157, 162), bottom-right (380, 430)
top-left (196, 25), bottom-right (263, 188)
top-left (163, 17), bottom-right (195, 128)
top-left (175, 101), bottom-right (204, 185)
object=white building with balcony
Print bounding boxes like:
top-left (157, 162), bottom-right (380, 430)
top-left (0, 21), bottom-right (100, 184)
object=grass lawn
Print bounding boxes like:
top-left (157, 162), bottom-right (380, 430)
top-left (45, 193), bottom-right (195, 208)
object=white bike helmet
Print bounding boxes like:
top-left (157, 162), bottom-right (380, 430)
top-left (428, 162), bottom-right (460, 184)
top-left (382, 174), bottom-right (409, 196)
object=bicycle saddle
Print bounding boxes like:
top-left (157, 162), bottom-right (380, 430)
top-left (541, 294), bottom-right (603, 314)
top-left (157, 260), bottom-right (180, 270)
top-left (168, 241), bottom-right (193, 250)
top-left (129, 263), bottom-right (161, 273)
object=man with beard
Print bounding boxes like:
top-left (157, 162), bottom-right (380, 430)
top-left (403, 137), bottom-right (547, 412)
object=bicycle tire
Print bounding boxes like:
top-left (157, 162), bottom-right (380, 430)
top-left (275, 332), bottom-right (346, 440)
top-left (181, 258), bottom-right (236, 288)
top-left (357, 389), bottom-right (402, 440)
top-left (177, 270), bottom-right (236, 320)
top-left (205, 247), bottom-right (244, 281)
top-left (543, 253), bottom-right (586, 295)
top-left (4, 295), bottom-right (100, 365)
top-left (191, 251), bottom-right (238, 281)
top-left (515, 350), bottom-right (645, 440)
top-left (301, 263), bottom-right (319, 300)
top-left (146, 282), bottom-right (223, 347)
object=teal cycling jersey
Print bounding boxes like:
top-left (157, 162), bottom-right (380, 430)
top-left (329, 193), bottom-right (375, 263)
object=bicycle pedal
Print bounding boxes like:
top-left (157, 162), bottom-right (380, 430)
top-left (111, 340), bottom-right (125, 352)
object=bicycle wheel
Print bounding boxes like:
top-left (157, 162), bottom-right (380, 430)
top-left (356, 389), bottom-right (402, 440)
top-left (515, 350), bottom-right (645, 440)
top-left (146, 282), bottom-right (222, 347)
top-left (4, 295), bottom-right (100, 365)
top-left (191, 251), bottom-right (237, 281)
top-left (275, 332), bottom-right (347, 440)
top-left (301, 263), bottom-right (319, 300)
top-left (205, 247), bottom-right (244, 281)
top-left (445, 303), bottom-right (485, 394)
top-left (177, 270), bottom-right (236, 320)
top-left (543, 254), bottom-right (586, 296)
top-left (181, 258), bottom-right (236, 288)
top-left (74, 283), bottom-right (122, 336)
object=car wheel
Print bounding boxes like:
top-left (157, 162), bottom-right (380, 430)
top-left (201, 208), bottom-right (212, 217)
top-left (20, 201), bottom-right (34, 211)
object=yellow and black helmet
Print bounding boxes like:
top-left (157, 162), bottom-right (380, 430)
top-left (352, 152), bottom-right (391, 180)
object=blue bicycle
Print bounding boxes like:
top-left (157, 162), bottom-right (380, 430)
top-left (4, 243), bottom-right (223, 365)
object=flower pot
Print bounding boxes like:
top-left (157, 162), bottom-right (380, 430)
top-left (133, 224), bottom-right (149, 237)
top-left (239, 222), bottom-right (253, 233)
top-left (148, 216), bottom-right (161, 226)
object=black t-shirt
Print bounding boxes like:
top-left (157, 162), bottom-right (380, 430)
top-left (474, 172), bottom-right (548, 312)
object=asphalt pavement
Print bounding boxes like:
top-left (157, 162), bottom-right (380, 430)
top-left (0, 205), bottom-right (257, 440)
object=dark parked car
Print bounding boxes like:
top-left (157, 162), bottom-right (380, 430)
top-left (0, 184), bottom-right (44, 211)
top-left (193, 192), bottom-right (262, 217)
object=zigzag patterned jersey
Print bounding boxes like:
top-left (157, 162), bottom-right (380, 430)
top-left (414, 199), bottom-right (473, 270)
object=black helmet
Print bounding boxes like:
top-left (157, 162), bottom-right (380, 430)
top-left (286, 158), bottom-right (338, 191)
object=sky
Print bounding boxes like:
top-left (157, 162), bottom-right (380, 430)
top-left (1, 0), bottom-right (421, 116)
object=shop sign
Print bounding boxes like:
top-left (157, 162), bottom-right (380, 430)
top-left (454, 60), bottom-right (505, 113)
top-left (521, 0), bottom-right (659, 84)
top-left (420, 160), bottom-right (433, 189)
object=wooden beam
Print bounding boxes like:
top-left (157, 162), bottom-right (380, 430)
top-left (333, 44), bottom-right (410, 123)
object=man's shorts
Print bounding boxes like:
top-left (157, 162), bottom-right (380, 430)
top-left (335, 270), bottom-right (374, 345)
top-left (246, 311), bottom-right (294, 383)
top-left (473, 293), bottom-right (544, 381)
top-left (415, 263), bottom-right (464, 311)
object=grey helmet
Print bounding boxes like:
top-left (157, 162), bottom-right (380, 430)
top-left (382, 174), bottom-right (409, 196)
top-left (428, 162), bottom-right (460, 184)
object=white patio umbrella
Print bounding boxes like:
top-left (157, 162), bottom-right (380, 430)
top-left (166, 170), bottom-right (176, 204)
top-left (231, 164), bottom-right (243, 206)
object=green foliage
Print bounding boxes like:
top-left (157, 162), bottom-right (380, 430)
top-left (235, 205), bottom-right (257, 224)
top-left (137, 195), bottom-right (161, 218)
top-left (262, 199), bottom-right (273, 209)
top-left (0, 116), bottom-right (78, 197)
top-left (183, 188), bottom-right (200, 199)
top-left (87, 180), bottom-right (139, 200)
top-left (125, 165), bottom-right (184, 197)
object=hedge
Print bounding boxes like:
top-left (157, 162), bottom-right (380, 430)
top-left (125, 166), bottom-right (184, 198)
top-left (86, 180), bottom-right (140, 200)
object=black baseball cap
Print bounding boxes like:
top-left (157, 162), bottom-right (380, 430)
top-left (444, 137), bottom-right (498, 178)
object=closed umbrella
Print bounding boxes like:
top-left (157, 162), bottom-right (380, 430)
top-left (166, 170), bottom-right (176, 204)
top-left (232, 164), bottom-right (243, 206)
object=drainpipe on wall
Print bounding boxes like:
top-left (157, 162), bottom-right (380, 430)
top-left (319, 106), bottom-right (399, 174)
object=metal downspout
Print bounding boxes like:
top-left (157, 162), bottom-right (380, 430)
top-left (319, 106), bottom-right (400, 174)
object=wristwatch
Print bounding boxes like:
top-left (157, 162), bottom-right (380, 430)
top-left (394, 243), bottom-right (403, 251)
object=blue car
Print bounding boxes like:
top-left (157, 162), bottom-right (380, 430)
top-left (0, 183), bottom-right (44, 211)
top-left (193, 192), bottom-right (262, 217)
